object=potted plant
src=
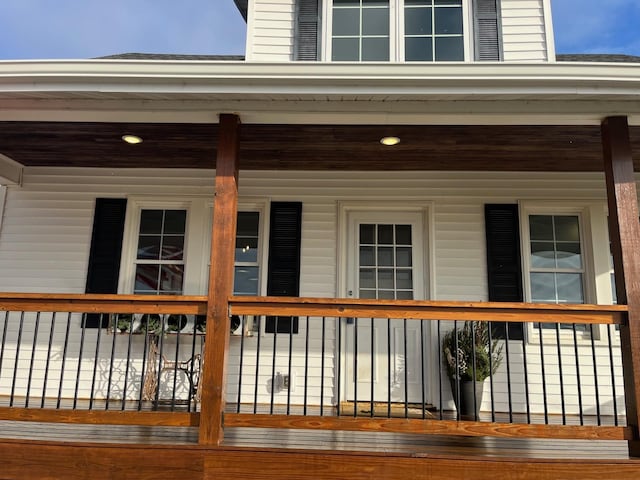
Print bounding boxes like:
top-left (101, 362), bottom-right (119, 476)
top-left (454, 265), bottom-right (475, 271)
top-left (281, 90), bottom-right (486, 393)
top-left (441, 321), bottom-right (503, 417)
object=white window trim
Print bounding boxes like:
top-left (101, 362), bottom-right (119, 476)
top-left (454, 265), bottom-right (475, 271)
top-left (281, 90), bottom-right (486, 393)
top-left (322, 0), bottom-right (472, 62)
top-left (519, 201), bottom-right (614, 344)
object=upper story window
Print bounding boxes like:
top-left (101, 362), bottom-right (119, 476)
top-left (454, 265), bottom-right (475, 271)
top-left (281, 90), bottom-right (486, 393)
top-left (329, 0), bottom-right (465, 61)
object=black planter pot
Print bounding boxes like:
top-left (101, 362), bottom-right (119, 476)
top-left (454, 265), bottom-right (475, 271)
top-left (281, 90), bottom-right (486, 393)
top-left (450, 379), bottom-right (484, 418)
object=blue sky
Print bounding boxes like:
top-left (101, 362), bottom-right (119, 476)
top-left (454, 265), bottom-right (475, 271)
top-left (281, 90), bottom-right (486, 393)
top-left (0, 0), bottom-right (638, 60)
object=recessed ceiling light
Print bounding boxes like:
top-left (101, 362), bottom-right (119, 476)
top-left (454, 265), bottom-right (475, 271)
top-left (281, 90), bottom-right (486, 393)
top-left (380, 136), bottom-right (400, 146)
top-left (122, 134), bottom-right (143, 144)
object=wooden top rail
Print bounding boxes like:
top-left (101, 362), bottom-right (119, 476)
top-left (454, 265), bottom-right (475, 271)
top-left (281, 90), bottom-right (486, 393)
top-left (229, 296), bottom-right (628, 326)
top-left (0, 293), bottom-right (208, 315)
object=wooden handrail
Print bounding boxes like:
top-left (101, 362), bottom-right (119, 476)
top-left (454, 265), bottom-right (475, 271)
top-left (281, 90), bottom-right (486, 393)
top-left (0, 293), bottom-right (208, 315)
top-left (229, 296), bottom-right (627, 325)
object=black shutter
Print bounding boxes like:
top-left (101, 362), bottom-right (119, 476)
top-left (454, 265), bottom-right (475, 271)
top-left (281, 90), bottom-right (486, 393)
top-left (84, 198), bottom-right (127, 328)
top-left (473, 0), bottom-right (502, 61)
top-left (294, 0), bottom-right (320, 60)
top-left (266, 202), bottom-right (302, 334)
top-left (485, 204), bottom-right (523, 339)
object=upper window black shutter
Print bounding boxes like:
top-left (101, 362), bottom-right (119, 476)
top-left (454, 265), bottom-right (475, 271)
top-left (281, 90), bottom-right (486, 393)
top-left (485, 204), bottom-right (523, 340)
top-left (266, 202), bottom-right (302, 334)
top-left (84, 198), bottom-right (127, 328)
top-left (473, 0), bottom-right (502, 61)
top-left (294, 0), bottom-right (320, 60)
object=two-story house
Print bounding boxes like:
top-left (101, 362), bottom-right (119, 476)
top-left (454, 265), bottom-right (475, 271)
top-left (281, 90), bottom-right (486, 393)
top-left (1, 1), bottom-right (640, 478)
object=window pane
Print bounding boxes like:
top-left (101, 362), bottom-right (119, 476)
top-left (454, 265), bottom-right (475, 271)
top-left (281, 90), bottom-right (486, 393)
top-left (333, 38), bottom-right (360, 60)
top-left (530, 272), bottom-right (556, 302)
top-left (360, 268), bottom-right (376, 288)
top-left (396, 269), bottom-right (413, 289)
top-left (530, 241), bottom-right (555, 268)
top-left (435, 36), bottom-right (464, 60)
top-left (556, 273), bottom-right (583, 303)
top-left (333, 8), bottom-right (360, 36)
top-left (139, 210), bottom-right (163, 234)
top-left (137, 235), bottom-right (161, 260)
top-left (396, 290), bottom-right (414, 300)
top-left (434, 6), bottom-right (462, 34)
top-left (378, 289), bottom-right (395, 299)
top-left (556, 242), bottom-right (582, 269)
top-left (378, 269), bottom-right (394, 289)
top-left (405, 7), bottom-right (432, 35)
top-left (377, 246), bottom-right (394, 266)
top-left (234, 266), bottom-right (259, 295)
top-left (160, 265), bottom-right (184, 293)
top-left (405, 37), bottom-right (433, 61)
top-left (237, 212), bottom-right (259, 237)
top-left (396, 247), bottom-right (412, 267)
top-left (163, 210), bottom-right (186, 234)
top-left (360, 246), bottom-right (375, 266)
top-left (235, 236), bottom-right (258, 262)
top-left (362, 8), bottom-right (389, 36)
top-left (360, 224), bottom-right (375, 244)
top-left (334, 0), bottom-right (359, 5)
top-left (359, 289), bottom-right (377, 299)
top-left (362, 37), bottom-right (389, 60)
top-left (554, 216), bottom-right (580, 242)
top-left (395, 225), bottom-right (412, 245)
top-left (378, 224), bottom-right (393, 244)
top-left (135, 265), bottom-right (160, 293)
top-left (162, 235), bottom-right (185, 260)
top-left (363, 0), bottom-right (389, 5)
top-left (530, 215), bottom-right (553, 241)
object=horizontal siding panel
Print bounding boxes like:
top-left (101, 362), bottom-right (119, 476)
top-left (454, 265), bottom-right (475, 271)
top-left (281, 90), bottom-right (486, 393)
top-left (248, 0), bottom-right (296, 61)
top-left (500, 0), bottom-right (548, 62)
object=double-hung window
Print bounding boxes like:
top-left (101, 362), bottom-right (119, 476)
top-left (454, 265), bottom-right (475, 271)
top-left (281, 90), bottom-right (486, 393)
top-left (329, 0), bottom-right (465, 61)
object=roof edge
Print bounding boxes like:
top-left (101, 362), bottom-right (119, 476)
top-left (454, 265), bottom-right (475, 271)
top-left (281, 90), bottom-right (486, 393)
top-left (233, 0), bottom-right (248, 21)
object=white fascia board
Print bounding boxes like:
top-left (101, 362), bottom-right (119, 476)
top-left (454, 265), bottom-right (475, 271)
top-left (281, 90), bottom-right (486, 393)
top-left (0, 154), bottom-right (23, 185)
top-left (1, 60), bottom-right (640, 98)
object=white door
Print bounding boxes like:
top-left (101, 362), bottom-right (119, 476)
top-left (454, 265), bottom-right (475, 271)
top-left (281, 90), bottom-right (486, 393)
top-left (344, 211), bottom-right (427, 404)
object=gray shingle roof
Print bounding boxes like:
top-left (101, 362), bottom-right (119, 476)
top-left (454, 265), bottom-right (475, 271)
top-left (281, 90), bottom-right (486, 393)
top-left (234, 0), bottom-right (248, 20)
top-left (96, 53), bottom-right (245, 61)
top-left (557, 54), bottom-right (640, 63)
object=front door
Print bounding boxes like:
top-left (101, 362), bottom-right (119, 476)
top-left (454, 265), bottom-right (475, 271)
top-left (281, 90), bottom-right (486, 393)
top-left (344, 210), bottom-right (427, 403)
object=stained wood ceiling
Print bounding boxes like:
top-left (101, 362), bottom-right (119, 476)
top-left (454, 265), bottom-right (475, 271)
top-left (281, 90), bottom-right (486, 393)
top-left (1, 121), bottom-right (638, 172)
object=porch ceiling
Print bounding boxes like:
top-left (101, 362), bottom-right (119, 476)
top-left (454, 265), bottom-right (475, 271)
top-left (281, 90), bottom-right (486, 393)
top-left (1, 121), bottom-right (639, 171)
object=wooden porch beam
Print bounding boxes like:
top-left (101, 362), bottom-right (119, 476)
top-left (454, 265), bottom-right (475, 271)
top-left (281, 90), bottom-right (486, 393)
top-left (198, 114), bottom-right (240, 446)
top-left (602, 116), bottom-right (640, 457)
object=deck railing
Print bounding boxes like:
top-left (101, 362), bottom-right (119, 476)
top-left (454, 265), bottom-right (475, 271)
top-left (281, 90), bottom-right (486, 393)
top-left (227, 297), bottom-right (633, 441)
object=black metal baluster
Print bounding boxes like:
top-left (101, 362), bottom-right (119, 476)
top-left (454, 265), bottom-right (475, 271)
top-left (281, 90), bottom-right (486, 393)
top-left (589, 324), bottom-right (601, 426)
top-left (154, 319), bottom-right (166, 407)
top-left (10, 311), bottom-right (25, 407)
top-left (237, 315), bottom-right (245, 413)
top-left (607, 324), bottom-right (619, 426)
top-left (286, 316), bottom-right (294, 415)
top-left (387, 317), bottom-right (391, 418)
top-left (42, 312), bottom-right (56, 408)
top-left (74, 313), bottom-right (88, 409)
top-left (269, 324), bottom-right (277, 415)
top-left (25, 312), bottom-right (41, 408)
top-left (470, 322), bottom-right (478, 421)
top-left (488, 322), bottom-right (495, 422)
top-left (189, 319), bottom-right (199, 413)
top-left (253, 316), bottom-right (261, 414)
top-left (555, 323), bottom-right (566, 425)
top-left (122, 316), bottom-right (135, 411)
top-left (420, 319), bottom-right (426, 420)
top-left (522, 325), bottom-right (531, 424)
top-left (504, 323), bottom-right (513, 423)
top-left (57, 313), bottom-right (72, 409)
top-left (336, 317), bottom-right (342, 417)
top-left (89, 314), bottom-right (104, 410)
top-left (403, 318), bottom-right (409, 419)
top-left (105, 314), bottom-right (117, 410)
top-left (572, 323), bottom-right (584, 425)
top-left (370, 317), bottom-right (375, 418)
top-left (137, 319), bottom-right (150, 411)
top-left (303, 316), bottom-right (310, 415)
top-left (437, 320), bottom-right (443, 420)
top-left (171, 322), bottom-right (181, 411)
top-left (537, 322), bottom-right (548, 424)
top-left (353, 317), bottom-right (358, 417)
top-left (320, 316), bottom-right (326, 416)
top-left (453, 321), bottom-right (460, 421)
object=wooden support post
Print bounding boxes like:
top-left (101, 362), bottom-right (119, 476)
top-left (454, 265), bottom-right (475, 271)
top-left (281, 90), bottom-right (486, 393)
top-left (198, 114), bottom-right (240, 445)
top-left (602, 116), bottom-right (640, 457)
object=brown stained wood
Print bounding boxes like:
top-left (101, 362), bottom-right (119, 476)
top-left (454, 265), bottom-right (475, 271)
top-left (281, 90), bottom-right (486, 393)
top-left (199, 114), bottom-right (240, 446)
top-left (229, 296), bottom-right (627, 325)
top-left (224, 414), bottom-right (632, 441)
top-left (0, 293), bottom-right (207, 314)
top-left (2, 121), bottom-right (640, 172)
top-left (602, 116), bottom-right (640, 457)
top-left (0, 407), bottom-right (199, 426)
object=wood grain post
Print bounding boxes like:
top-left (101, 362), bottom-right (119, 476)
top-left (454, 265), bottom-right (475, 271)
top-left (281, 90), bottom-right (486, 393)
top-left (198, 114), bottom-right (240, 445)
top-left (602, 116), bottom-right (640, 457)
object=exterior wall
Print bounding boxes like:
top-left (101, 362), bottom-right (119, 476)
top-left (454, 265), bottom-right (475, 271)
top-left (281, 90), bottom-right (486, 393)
top-left (245, 0), bottom-right (296, 62)
top-left (500, 0), bottom-right (551, 62)
top-left (0, 167), bottom-right (624, 414)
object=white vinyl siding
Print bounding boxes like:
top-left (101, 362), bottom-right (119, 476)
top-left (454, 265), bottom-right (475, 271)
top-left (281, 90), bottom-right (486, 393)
top-left (500, 0), bottom-right (549, 61)
top-left (0, 167), bottom-right (624, 412)
top-left (246, 0), bottom-right (297, 61)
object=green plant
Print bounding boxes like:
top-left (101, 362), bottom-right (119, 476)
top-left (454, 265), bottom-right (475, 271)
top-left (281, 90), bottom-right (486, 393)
top-left (442, 321), bottom-right (503, 382)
